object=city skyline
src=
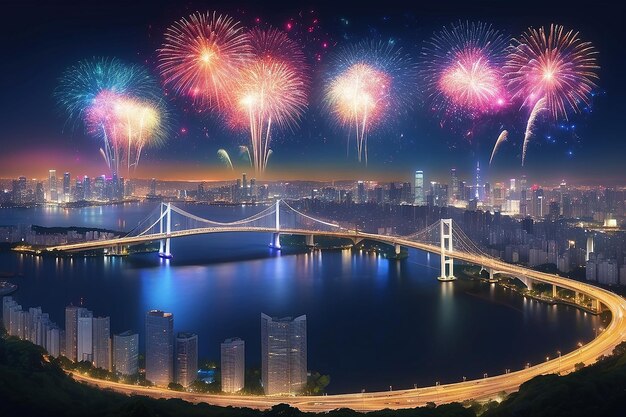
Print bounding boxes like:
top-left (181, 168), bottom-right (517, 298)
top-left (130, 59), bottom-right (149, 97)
top-left (1, 1), bottom-right (624, 183)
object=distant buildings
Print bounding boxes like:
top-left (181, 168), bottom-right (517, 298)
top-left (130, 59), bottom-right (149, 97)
top-left (175, 332), bottom-right (198, 387)
top-left (145, 310), bottom-right (174, 386)
top-left (261, 313), bottom-right (307, 395)
top-left (414, 171), bottom-right (424, 205)
top-left (113, 331), bottom-right (139, 376)
top-left (221, 338), bottom-right (245, 393)
top-left (3, 297), bottom-right (60, 358)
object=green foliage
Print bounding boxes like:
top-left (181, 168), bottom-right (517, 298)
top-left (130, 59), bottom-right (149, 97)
top-left (305, 371), bottom-right (331, 395)
top-left (168, 382), bottom-right (184, 391)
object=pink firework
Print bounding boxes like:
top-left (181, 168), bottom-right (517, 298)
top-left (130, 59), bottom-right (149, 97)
top-left (158, 11), bottom-right (252, 109)
top-left (505, 24), bottom-right (599, 120)
top-left (422, 21), bottom-right (508, 118)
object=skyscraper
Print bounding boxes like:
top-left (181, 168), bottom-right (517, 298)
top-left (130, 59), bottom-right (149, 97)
top-left (450, 168), bottom-right (459, 201)
top-left (261, 313), bottom-right (307, 395)
top-left (65, 306), bottom-right (87, 361)
top-left (357, 181), bottom-right (366, 203)
top-left (175, 332), bottom-right (198, 387)
top-left (221, 338), bottom-right (245, 393)
top-left (77, 309), bottom-right (93, 362)
top-left (63, 172), bottom-right (71, 202)
top-left (113, 331), bottom-right (139, 376)
top-left (414, 171), bottom-right (424, 205)
top-left (92, 316), bottom-right (111, 371)
top-left (48, 169), bottom-right (58, 202)
top-left (475, 161), bottom-right (482, 201)
top-left (145, 310), bottom-right (174, 386)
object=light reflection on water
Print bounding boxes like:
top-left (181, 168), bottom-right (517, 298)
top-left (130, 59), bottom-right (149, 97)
top-left (0, 204), bottom-right (601, 394)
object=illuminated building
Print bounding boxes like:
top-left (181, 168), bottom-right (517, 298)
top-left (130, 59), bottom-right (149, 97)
top-left (261, 313), bottom-right (307, 395)
top-left (113, 331), bottom-right (139, 376)
top-left (221, 338), bottom-right (245, 393)
top-left (414, 171), bottom-right (424, 205)
top-left (145, 310), bottom-right (174, 386)
top-left (175, 332), bottom-right (198, 387)
top-left (93, 316), bottom-right (111, 371)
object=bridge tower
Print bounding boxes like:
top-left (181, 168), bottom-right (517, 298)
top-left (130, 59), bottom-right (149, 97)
top-left (438, 219), bottom-right (456, 281)
top-left (269, 199), bottom-right (281, 249)
top-left (158, 203), bottom-right (173, 259)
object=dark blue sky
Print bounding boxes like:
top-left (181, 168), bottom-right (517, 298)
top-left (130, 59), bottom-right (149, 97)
top-left (1, 0), bottom-right (624, 184)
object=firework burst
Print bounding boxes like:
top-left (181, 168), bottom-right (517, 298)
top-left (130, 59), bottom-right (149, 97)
top-left (229, 28), bottom-right (309, 175)
top-left (158, 11), bottom-right (252, 109)
top-left (421, 21), bottom-right (508, 119)
top-left (56, 58), bottom-right (166, 175)
top-left (505, 24), bottom-right (599, 121)
top-left (489, 129), bottom-right (509, 166)
top-left (522, 97), bottom-right (548, 166)
top-left (325, 40), bottom-right (415, 164)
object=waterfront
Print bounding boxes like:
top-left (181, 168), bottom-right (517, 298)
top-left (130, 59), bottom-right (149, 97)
top-left (0, 204), bottom-right (601, 394)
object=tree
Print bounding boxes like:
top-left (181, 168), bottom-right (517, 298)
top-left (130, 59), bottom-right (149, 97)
top-left (168, 382), bottom-right (184, 391)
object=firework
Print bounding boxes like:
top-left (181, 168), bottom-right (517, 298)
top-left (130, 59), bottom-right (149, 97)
top-left (229, 28), bottom-right (308, 174)
top-left (159, 11), bottom-right (252, 109)
top-left (56, 58), bottom-right (166, 175)
top-left (421, 21), bottom-right (508, 119)
top-left (505, 24), bottom-right (599, 121)
top-left (489, 130), bottom-right (509, 166)
top-left (217, 149), bottom-right (234, 170)
top-left (522, 98), bottom-right (547, 166)
top-left (325, 40), bottom-right (415, 164)
top-left (238, 145), bottom-right (252, 165)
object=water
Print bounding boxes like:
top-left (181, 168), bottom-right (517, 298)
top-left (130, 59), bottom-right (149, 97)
top-left (0, 203), bottom-right (600, 394)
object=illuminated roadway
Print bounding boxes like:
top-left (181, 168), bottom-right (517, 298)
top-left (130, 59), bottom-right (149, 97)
top-left (48, 227), bottom-right (626, 411)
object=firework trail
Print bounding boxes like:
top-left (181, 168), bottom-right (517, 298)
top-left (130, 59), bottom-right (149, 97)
top-left (217, 149), bottom-right (234, 170)
top-left (489, 130), bottom-right (509, 166)
top-left (229, 28), bottom-right (308, 175)
top-left (238, 145), bottom-right (252, 166)
top-left (522, 97), bottom-right (547, 166)
top-left (421, 21), bottom-right (508, 120)
top-left (505, 24), bottom-right (599, 121)
top-left (57, 58), bottom-right (166, 175)
top-left (158, 11), bottom-right (252, 109)
top-left (325, 40), bottom-right (415, 164)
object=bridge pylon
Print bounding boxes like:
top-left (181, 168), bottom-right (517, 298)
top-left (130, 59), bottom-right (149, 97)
top-left (158, 203), bottom-right (173, 259)
top-left (438, 219), bottom-right (456, 281)
top-left (269, 199), bottom-right (281, 249)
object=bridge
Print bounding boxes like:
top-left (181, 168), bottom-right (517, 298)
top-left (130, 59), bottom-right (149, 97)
top-left (46, 201), bottom-right (626, 411)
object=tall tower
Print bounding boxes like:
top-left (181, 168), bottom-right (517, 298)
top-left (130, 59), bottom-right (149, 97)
top-left (145, 310), bottom-right (174, 386)
top-left (92, 316), bottom-right (111, 371)
top-left (261, 314), bottom-right (307, 395)
top-left (113, 331), bottom-right (139, 376)
top-left (414, 170), bottom-right (424, 205)
top-left (475, 161), bottom-right (481, 201)
top-left (175, 332), bottom-right (198, 387)
top-left (450, 168), bottom-right (459, 201)
top-left (48, 169), bottom-right (58, 202)
top-left (221, 338), bottom-right (245, 393)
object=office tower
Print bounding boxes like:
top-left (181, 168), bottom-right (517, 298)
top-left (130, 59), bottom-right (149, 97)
top-left (77, 310), bottom-right (94, 362)
top-left (450, 168), bottom-right (459, 201)
top-left (35, 182), bottom-right (45, 204)
top-left (74, 178), bottom-right (84, 201)
top-left (475, 161), bottom-right (482, 200)
top-left (221, 338), bottom-right (245, 393)
top-left (261, 313), bottom-right (307, 395)
top-left (113, 331), bottom-right (139, 376)
top-left (414, 171), bottom-right (424, 205)
top-left (92, 316), bottom-right (111, 370)
top-left (83, 176), bottom-right (91, 200)
top-left (242, 173), bottom-right (248, 197)
top-left (175, 332), bottom-right (198, 387)
top-left (63, 172), bottom-right (71, 202)
top-left (145, 310), bottom-right (174, 386)
top-left (65, 306), bottom-right (87, 361)
top-left (48, 169), bottom-right (58, 202)
top-left (357, 181), bottom-right (366, 203)
top-left (250, 178), bottom-right (257, 199)
top-left (150, 178), bottom-right (157, 196)
top-left (94, 175), bottom-right (105, 200)
top-left (12, 177), bottom-right (27, 205)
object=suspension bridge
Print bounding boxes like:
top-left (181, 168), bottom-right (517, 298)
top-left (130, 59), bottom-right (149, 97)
top-left (46, 200), bottom-right (626, 410)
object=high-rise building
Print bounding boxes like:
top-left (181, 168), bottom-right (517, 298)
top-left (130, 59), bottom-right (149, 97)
top-left (357, 181), bottom-right (366, 203)
top-left (175, 332), bottom-right (198, 387)
top-left (35, 182), bottom-right (45, 204)
top-left (221, 338), bottom-right (245, 393)
top-left (92, 316), bottom-right (111, 370)
top-left (113, 331), bottom-right (139, 376)
top-left (450, 168), bottom-right (459, 201)
top-left (145, 310), bottom-right (174, 386)
top-left (48, 169), bottom-right (58, 202)
top-left (414, 171), bottom-right (424, 205)
top-left (77, 310), bottom-right (94, 362)
top-left (261, 313), bottom-right (307, 395)
top-left (150, 178), bottom-right (157, 196)
top-left (475, 161), bottom-right (482, 201)
top-left (83, 176), bottom-right (91, 200)
top-left (65, 306), bottom-right (87, 361)
top-left (63, 172), bottom-right (71, 202)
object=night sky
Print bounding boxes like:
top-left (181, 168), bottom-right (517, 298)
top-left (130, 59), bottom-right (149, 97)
top-left (1, 1), bottom-right (625, 184)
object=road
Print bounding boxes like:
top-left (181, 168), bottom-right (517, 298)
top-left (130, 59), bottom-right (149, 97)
top-left (52, 228), bottom-right (626, 411)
